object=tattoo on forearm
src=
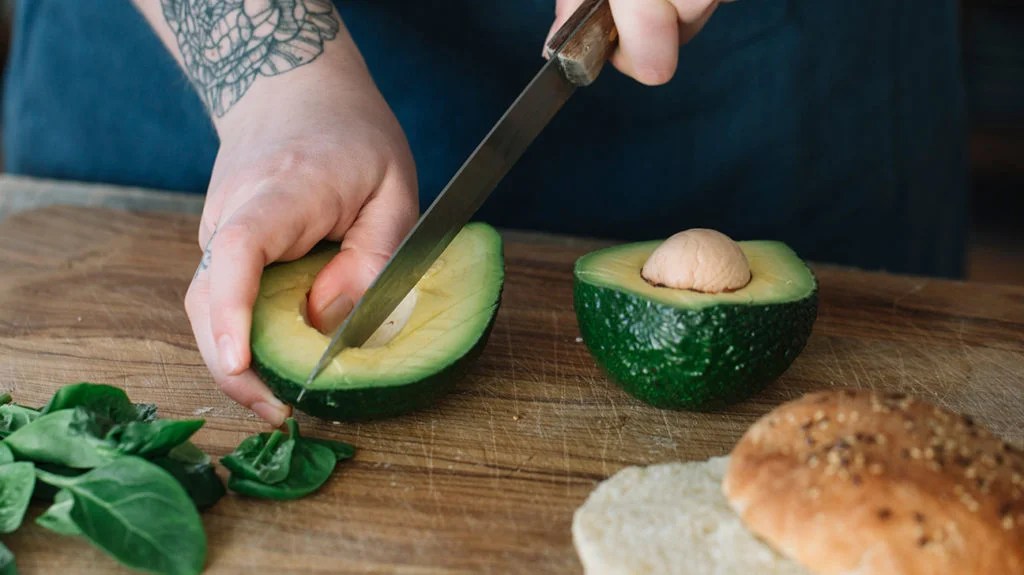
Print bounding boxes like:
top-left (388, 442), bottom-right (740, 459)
top-left (161, 0), bottom-right (340, 117)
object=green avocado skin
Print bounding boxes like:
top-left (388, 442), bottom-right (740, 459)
top-left (253, 315), bottom-right (497, 422)
top-left (573, 280), bottom-right (818, 411)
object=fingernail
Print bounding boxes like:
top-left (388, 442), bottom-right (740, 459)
top-left (316, 293), bottom-right (354, 334)
top-left (252, 398), bottom-right (289, 426)
top-left (217, 334), bottom-right (243, 375)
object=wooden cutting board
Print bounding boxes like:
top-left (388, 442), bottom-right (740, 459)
top-left (1, 206), bottom-right (1022, 574)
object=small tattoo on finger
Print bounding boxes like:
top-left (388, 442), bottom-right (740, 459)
top-left (193, 229), bottom-right (216, 280)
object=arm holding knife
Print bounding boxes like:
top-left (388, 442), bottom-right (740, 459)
top-left (127, 0), bottom-right (727, 425)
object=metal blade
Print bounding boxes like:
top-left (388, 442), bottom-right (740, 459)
top-left (305, 58), bottom-right (576, 387)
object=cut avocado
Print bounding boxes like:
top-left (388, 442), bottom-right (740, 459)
top-left (573, 240), bottom-right (817, 410)
top-left (251, 223), bottom-right (504, 421)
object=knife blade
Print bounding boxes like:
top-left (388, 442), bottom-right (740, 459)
top-left (304, 0), bottom-right (618, 388)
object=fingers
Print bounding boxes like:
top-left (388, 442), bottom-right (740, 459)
top-left (307, 175), bottom-right (418, 334)
top-left (608, 0), bottom-right (680, 86)
top-left (186, 189), bottom-right (335, 425)
top-left (186, 269), bottom-right (291, 426)
top-left (545, 0), bottom-right (722, 86)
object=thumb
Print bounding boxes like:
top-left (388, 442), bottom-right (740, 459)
top-left (307, 192), bottom-right (418, 335)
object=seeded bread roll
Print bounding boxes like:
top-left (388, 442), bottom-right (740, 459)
top-left (723, 389), bottom-right (1024, 575)
top-left (573, 457), bottom-right (810, 575)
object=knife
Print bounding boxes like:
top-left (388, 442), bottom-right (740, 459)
top-left (304, 0), bottom-right (618, 387)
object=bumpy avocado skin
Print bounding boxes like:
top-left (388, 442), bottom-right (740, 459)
top-left (573, 278), bottom-right (817, 411)
top-left (253, 311), bottom-right (498, 422)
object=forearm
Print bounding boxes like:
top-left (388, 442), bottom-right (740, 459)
top-left (130, 1), bottom-right (376, 135)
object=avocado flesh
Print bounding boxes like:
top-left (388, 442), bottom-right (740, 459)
top-left (251, 223), bottom-right (504, 421)
top-left (574, 240), bottom-right (817, 411)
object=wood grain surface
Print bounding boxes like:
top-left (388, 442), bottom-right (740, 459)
top-left (1, 206), bottom-right (1022, 574)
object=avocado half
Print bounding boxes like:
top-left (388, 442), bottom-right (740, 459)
top-left (573, 240), bottom-right (817, 411)
top-left (250, 223), bottom-right (504, 421)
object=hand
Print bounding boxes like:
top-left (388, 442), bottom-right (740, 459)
top-left (186, 73), bottom-right (418, 426)
top-left (547, 0), bottom-right (732, 85)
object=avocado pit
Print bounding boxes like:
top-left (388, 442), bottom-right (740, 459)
top-left (641, 228), bottom-right (751, 294)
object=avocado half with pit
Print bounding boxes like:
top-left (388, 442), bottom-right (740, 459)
top-left (573, 235), bottom-right (817, 411)
top-left (250, 223), bottom-right (504, 421)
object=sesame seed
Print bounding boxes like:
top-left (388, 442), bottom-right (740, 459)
top-left (850, 411), bottom-right (861, 422)
top-left (966, 467), bottom-right (977, 479)
top-left (1003, 516), bottom-right (1015, 530)
top-left (904, 420), bottom-right (915, 431)
top-left (925, 448), bottom-right (936, 460)
top-left (808, 487), bottom-right (821, 499)
top-left (813, 410), bottom-right (825, 422)
top-left (911, 448), bottom-right (923, 459)
top-left (869, 463), bottom-right (885, 475)
top-left (876, 434), bottom-right (888, 445)
top-left (836, 412), bottom-right (847, 423)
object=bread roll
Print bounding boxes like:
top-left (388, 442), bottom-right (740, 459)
top-left (723, 389), bottom-right (1024, 575)
top-left (572, 456), bottom-right (811, 575)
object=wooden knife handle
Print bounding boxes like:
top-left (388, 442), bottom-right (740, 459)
top-left (544, 0), bottom-right (618, 87)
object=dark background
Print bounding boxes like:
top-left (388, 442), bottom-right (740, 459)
top-left (0, 1), bottom-right (1021, 284)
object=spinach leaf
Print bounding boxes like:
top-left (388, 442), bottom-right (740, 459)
top-left (227, 438), bottom-right (335, 500)
top-left (306, 437), bottom-right (356, 462)
top-left (36, 457), bottom-right (207, 575)
top-left (4, 409), bottom-right (115, 468)
top-left (133, 403), bottom-right (159, 422)
top-left (35, 489), bottom-right (80, 536)
top-left (152, 443), bottom-right (225, 511)
top-left (0, 540), bottom-right (14, 575)
top-left (220, 424), bottom-right (295, 484)
top-left (42, 383), bottom-right (137, 423)
top-left (30, 463), bottom-right (83, 501)
top-left (0, 445), bottom-right (12, 465)
top-left (0, 405), bottom-right (40, 439)
top-left (106, 419), bottom-right (204, 458)
top-left (0, 462), bottom-right (35, 533)
top-left (0, 393), bottom-right (10, 406)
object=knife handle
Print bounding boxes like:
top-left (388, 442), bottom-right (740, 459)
top-left (544, 0), bottom-right (618, 87)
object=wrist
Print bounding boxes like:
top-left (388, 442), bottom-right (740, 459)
top-left (209, 21), bottom-right (376, 144)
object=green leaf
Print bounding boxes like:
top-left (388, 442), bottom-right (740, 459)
top-left (106, 420), bottom-right (204, 458)
top-left (0, 405), bottom-right (40, 439)
top-left (42, 383), bottom-right (136, 422)
top-left (0, 540), bottom-right (15, 575)
top-left (220, 426), bottom-right (294, 484)
top-left (0, 445), bottom-right (13, 465)
top-left (0, 394), bottom-right (11, 406)
top-left (35, 489), bottom-right (80, 536)
top-left (228, 439), bottom-right (336, 500)
top-left (306, 437), bottom-right (356, 462)
top-left (30, 463), bottom-right (83, 501)
top-left (151, 443), bottom-right (225, 511)
top-left (36, 457), bottom-right (207, 575)
top-left (0, 462), bottom-right (35, 533)
top-left (134, 403), bottom-right (158, 423)
top-left (4, 409), bottom-right (116, 468)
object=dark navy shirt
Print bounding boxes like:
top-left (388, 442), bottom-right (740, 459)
top-left (2, 1), bottom-right (968, 277)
